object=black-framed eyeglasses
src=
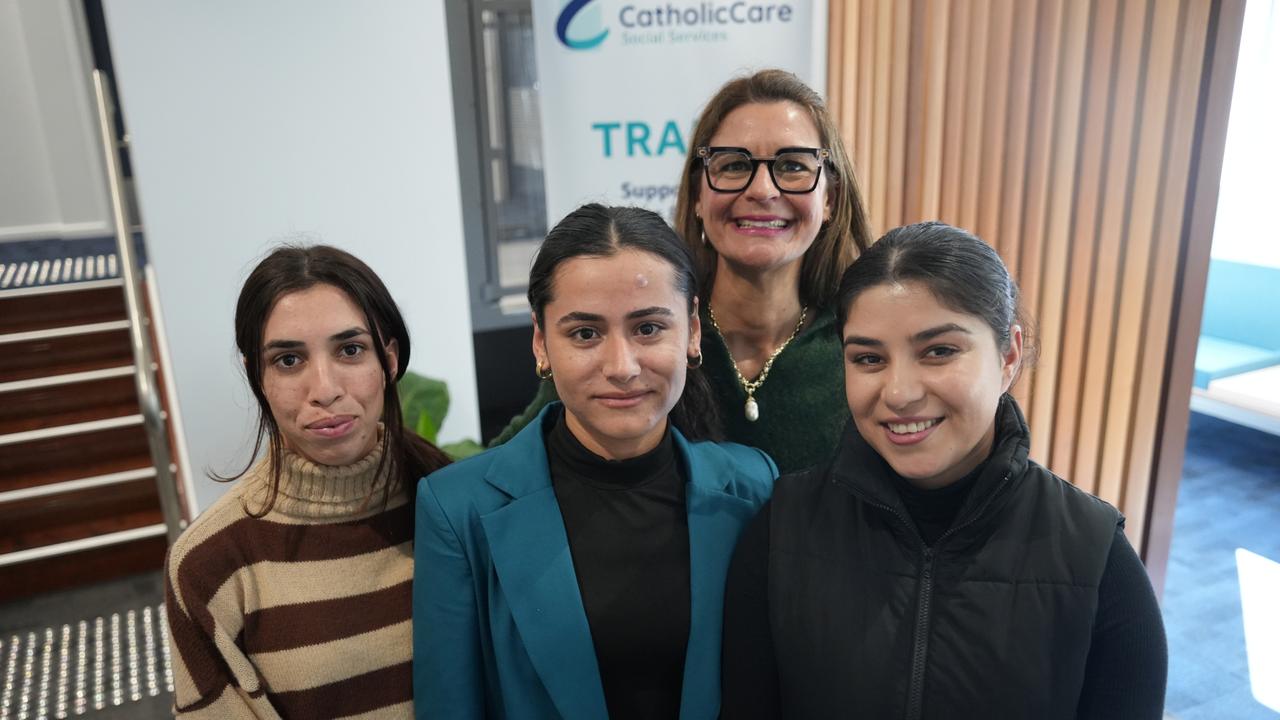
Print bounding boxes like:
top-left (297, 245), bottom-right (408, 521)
top-left (697, 146), bottom-right (831, 194)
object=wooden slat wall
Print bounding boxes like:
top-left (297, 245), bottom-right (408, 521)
top-left (827, 0), bottom-right (1232, 560)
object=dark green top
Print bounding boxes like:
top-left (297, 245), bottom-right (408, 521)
top-left (490, 307), bottom-right (848, 473)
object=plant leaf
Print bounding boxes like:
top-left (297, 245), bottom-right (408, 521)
top-left (441, 439), bottom-right (485, 461)
top-left (398, 372), bottom-right (484, 461)
top-left (399, 372), bottom-right (449, 443)
top-left (416, 412), bottom-right (440, 444)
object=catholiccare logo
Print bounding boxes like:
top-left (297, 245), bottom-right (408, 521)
top-left (556, 1), bottom-right (796, 50)
top-left (557, 0), bottom-right (609, 49)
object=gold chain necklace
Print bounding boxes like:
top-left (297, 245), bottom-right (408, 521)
top-left (707, 304), bottom-right (808, 422)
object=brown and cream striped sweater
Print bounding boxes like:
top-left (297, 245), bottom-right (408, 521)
top-left (164, 443), bottom-right (414, 718)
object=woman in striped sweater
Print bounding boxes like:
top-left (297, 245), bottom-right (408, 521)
top-left (164, 245), bottom-right (450, 718)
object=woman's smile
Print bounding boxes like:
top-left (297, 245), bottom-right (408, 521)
top-left (881, 416), bottom-right (944, 445)
top-left (732, 214), bottom-right (793, 236)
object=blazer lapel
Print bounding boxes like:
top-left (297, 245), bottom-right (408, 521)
top-left (479, 408), bottom-right (609, 719)
top-left (676, 433), bottom-right (759, 720)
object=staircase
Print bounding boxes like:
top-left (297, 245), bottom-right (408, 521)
top-left (0, 256), bottom-right (183, 603)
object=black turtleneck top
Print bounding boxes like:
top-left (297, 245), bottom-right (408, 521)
top-left (894, 462), bottom-right (982, 547)
top-left (547, 409), bottom-right (690, 719)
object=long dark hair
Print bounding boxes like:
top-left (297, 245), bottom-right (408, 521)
top-left (836, 222), bottom-right (1036, 371)
top-left (674, 69), bottom-right (873, 308)
top-left (528, 204), bottom-right (722, 441)
top-left (224, 244), bottom-right (450, 515)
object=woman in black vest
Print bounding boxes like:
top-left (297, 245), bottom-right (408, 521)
top-left (721, 222), bottom-right (1167, 719)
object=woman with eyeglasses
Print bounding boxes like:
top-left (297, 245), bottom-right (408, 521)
top-left (414, 205), bottom-right (776, 719)
top-left (493, 69), bottom-right (872, 473)
top-left (721, 223), bottom-right (1167, 719)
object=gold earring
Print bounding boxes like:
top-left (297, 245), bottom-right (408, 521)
top-left (535, 361), bottom-right (553, 380)
top-left (687, 352), bottom-right (704, 369)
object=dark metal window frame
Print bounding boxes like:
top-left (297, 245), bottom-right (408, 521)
top-left (445, 0), bottom-right (539, 331)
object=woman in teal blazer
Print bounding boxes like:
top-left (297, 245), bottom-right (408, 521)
top-left (414, 205), bottom-right (776, 719)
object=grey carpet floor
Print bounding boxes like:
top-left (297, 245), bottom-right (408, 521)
top-left (1163, 411), bottom-right (1280, 719)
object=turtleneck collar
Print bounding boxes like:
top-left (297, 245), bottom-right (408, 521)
top-left (546, 405), bottom-right (677, 489)
top-left (244, 435), bottom-right (402, 520)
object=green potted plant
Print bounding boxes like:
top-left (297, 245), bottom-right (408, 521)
top-left (398, 372), bottom-right (484, 460)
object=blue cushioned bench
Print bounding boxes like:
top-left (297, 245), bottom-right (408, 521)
top-left (1194, 259), bottom-right (1280, 389)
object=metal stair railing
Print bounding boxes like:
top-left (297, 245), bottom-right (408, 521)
top-left (91, 70), bottom-right (184, 544)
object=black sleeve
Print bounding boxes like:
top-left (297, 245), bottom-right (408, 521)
top-left (721, 502), bottom-right (781, 720)
top-left (1076, 526), bottom-right (1168, 720)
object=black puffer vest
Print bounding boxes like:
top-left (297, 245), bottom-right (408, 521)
top-left (765, 395), bottom-right (1121, 719)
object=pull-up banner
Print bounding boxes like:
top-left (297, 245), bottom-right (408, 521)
top-left (530, 0), bottom-right (827, 225)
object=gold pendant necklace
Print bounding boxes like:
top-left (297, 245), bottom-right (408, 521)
top-left (707, 304), bottom-right (808, 422)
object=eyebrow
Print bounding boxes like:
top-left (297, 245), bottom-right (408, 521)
top-left (555, 307), bottom-right (674, 325)
top-left (843, 323), bottom-right (971, 347)
top-left (912, 323), bottom-right (971, 342)
top-left (263, 326), bottom-right (370, 350)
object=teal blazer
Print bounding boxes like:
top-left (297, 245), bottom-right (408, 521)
top-left (413, 404), bottom-right (776, 719)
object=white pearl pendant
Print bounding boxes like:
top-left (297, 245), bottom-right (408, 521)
top-left (745, 396), bottom-right (760, 422)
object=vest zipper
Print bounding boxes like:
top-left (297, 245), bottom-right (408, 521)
top-left (903, 472), bottom-right (1014, 720)
top-left (905, 547), bottom-right (935, 720)
top-left (842, 472), bottom-right (1015, 720)
top-left (838, 493), bottom-right (934, 720)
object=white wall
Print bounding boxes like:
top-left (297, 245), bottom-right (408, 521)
top-left (1210, 0), bottom-right (1280, 269)
top-left (0, 0), bottom-right (110, 241)
top-left (101, 1), bottom-right (480, 512)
